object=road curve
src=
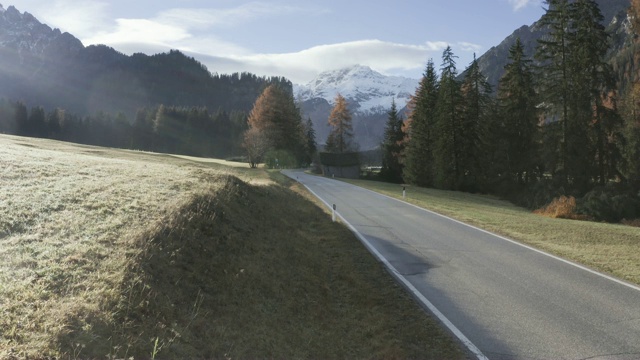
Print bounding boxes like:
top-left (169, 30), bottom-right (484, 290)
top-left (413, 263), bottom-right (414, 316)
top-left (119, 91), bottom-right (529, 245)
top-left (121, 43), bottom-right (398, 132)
top-left (283, 170), bottom-right (640, 360)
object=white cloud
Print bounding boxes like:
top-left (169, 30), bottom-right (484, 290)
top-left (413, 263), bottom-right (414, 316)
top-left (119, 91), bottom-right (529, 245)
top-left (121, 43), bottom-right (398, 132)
top-left (84, 19), bottom-right (190, 47)
top-left (186, 39), bottom-right (482, 84)
top-left (30, 0), bottom-right (110, 37)
top-left (508, 0), bottom-right (541, 11)
top-left (157, 2), bottom-right (317, 30)
top-left (458, 42), bottom-right (483, 53)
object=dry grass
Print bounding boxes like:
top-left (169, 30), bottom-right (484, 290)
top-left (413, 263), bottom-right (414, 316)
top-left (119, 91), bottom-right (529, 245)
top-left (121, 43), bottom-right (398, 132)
top-left (342, 178), bottom-right (640, 286)
top-left (0, 134), bottom-right (465, 359)
top-left (533, 195), bottom-right (590, 220)
top-left (0, 135), bottom-right (224, 358)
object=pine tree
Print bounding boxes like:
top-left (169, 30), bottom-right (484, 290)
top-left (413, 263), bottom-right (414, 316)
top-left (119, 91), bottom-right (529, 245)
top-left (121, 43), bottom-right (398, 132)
top-left (133, 108), bottom-right (153, 150)
top-left (326, 94), bottom-right (355, 153)
top-left (14, 101), bottom-right (28, 136)
top-left (623, 1), bottom-right (640, 189)
top-left (380, 99), bottom-right (405, 183)
top-left (47, 108), bottom-right (62, 139)
top-left (459, 54), bottom-right (493, 191)
top-left (570, 0), bottom-right (620, 188)
top-left (536, 0), bottom-right (572, 183)
top-left (403, 60), bottom-right (439, 186)
top-left (536, 0), bottom-right (621, 192)
top-left (153, 104), bottom-right (176, 153)
top-left (622, 84), bottom-right (640, 189)
top-left (303, 117), bottom-right (317, 165)
top-left (433, 46), bottom-right (463, 189)
top-left (28, 106), bottom-right (46, 138)
top-left (497, 38), bottom-right (540, 186)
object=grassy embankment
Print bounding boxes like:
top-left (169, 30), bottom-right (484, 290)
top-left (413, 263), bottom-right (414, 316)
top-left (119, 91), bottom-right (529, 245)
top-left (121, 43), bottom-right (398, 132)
top-left (342, 178), bottom-right (640, 286)
top-left (0, 134), bottom-right (466, 359)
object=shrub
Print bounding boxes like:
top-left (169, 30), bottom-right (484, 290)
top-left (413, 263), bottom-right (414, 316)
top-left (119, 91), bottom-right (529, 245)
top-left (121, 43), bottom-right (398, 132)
top-left (264, 149), bottom-right (298, 169)
top-left (577, 186), bottom-right (640, 223)
top-left (534, 195), bottom-right (587, 220)
top-left (499, 178), bottom-right (566, 210)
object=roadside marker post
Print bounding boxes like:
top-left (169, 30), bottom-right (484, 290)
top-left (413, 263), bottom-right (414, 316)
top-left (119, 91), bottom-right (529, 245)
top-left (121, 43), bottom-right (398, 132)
top-left (403, 186), bottom-right (406, 199)
top-left (332, 204), bottom-right (336, 222)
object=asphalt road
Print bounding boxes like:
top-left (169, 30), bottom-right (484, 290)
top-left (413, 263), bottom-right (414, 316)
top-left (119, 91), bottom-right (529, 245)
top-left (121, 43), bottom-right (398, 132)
top-left (283, 170), bottom-right (640, 360)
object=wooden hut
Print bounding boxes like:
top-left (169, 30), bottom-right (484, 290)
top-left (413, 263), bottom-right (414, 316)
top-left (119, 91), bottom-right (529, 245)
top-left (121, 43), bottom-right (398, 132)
top-left (319, 152), bottom-right (360, 179)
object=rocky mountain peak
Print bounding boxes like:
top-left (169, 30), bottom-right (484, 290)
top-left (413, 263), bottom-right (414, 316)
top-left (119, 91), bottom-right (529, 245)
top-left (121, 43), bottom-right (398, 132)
top-left (0, 4), bottom-right (84, 58)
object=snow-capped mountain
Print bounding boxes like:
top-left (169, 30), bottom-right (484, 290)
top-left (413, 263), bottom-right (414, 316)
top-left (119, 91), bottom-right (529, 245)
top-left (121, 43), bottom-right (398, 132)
top-left (294, 65), bottom-right (419, 115)
top-left (294, 65), bottom-right (420, 150)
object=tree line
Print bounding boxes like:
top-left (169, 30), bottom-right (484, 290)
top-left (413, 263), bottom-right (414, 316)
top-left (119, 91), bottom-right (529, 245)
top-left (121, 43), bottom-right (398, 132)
top-left (0, 100), bottom-right (248, 159)
top-left (379, 0), bottom-right (640, 222)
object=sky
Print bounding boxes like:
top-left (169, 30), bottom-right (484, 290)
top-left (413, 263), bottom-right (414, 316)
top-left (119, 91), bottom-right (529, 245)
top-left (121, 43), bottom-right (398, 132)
top-left (7, 0), bottom-right (546, 84)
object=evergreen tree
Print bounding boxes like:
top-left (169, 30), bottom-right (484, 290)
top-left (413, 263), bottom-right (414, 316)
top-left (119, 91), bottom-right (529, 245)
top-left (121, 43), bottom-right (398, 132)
top-left (536, 0), bottom-right (621, 192)
top-left (536, 0), bottom-right (572, 183)
top-left (28, 106), bottom-right (46, 138)
top-left (47, 108), bottom-right (62, 139)
top-left (403, 60), bottom-right (439, 186)
top-left (380, 99), bottom-right (405, 183)
top-left (0, 100), bottom-right (16, 134)
top-left (14, 101), bottom-right (28, 136)
top-left (497, 38), bottom-right (540, 186)
top-left (326, 94), bottom-right (355, 153)
top-left (433, 46), bottom-right (463, 189)
top-left (133, 108), bottom-right (154, 150)
top-left (569, 0), bottom-right (620, 187)
top-left (304, 117), bottom-right (317, 165)
top-left (459, 54), bottom-right (493, 191)
top-left (153, 105), bottom-right (175, 153)
top-left (622, 2), bottom-right (640, 189)
top-left (622, 84), bottom-right (640, 189)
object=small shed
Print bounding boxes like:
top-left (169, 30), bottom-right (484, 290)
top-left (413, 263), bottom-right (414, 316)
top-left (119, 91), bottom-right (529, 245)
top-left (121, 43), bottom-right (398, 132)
top-left (319, 152), bottom-right (360, 179)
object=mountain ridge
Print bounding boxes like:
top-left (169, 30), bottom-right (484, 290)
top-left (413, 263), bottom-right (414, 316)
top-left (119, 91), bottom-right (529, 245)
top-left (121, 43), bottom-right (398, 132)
top-left (0, 4), bottom-right (290, 118)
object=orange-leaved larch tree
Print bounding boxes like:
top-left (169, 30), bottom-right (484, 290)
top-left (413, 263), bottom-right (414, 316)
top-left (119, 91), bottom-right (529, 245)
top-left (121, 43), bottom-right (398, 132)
top-left (243, 84), bottom-right (305, 167)
top-left (325, 93), bottom-right (355, 153)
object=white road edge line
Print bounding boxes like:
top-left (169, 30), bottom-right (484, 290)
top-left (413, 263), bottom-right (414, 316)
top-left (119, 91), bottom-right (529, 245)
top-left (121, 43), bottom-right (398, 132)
top-left (289, 173), bottom-right (489, 360)
top-left (350, 181), bottom-right (640, 294)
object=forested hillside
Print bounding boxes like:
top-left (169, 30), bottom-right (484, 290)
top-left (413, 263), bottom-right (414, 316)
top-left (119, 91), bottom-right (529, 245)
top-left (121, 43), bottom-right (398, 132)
top-left (386, 0), bottom-right (640, 224)
top-left (0, 5), bottom-right (291, 158)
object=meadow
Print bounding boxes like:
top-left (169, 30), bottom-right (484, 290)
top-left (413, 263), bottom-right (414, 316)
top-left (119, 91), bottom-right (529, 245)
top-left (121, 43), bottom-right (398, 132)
top-left (0, 134), bottom-right (465, 359)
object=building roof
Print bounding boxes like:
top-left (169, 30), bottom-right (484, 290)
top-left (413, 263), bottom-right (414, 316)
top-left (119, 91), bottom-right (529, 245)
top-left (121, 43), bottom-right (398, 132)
top-left (319, 152), bottom-right (360, 167)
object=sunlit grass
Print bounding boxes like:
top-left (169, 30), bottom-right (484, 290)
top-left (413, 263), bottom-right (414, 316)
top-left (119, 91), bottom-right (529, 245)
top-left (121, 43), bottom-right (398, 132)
top-left (0, 135), bottom-right (224, 357)
top-left (342, 178), bottom-right (640, 286)
top-left (0, 134), bottom-right (465, 359)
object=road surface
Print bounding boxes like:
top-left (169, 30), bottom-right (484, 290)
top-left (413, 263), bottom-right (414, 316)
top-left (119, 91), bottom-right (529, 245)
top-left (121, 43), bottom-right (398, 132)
top-left (283, 170), bottom-right (640, 360)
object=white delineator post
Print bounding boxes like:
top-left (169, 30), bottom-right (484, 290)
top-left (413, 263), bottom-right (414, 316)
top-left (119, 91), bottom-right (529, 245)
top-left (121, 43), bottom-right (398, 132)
top-left (403, 186), bottom-right (406, 199)
top-left (332, 204), bottom-right (336, 222)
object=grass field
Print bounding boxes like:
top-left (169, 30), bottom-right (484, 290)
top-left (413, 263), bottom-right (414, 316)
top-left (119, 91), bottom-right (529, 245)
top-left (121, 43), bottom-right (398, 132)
top-left (0, 134), bottom-right (465, 359)
top-left (342, 179), bottom-right (640, 287)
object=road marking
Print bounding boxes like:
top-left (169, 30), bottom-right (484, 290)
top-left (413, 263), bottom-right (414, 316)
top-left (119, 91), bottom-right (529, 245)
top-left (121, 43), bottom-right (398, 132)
top-left (351, 182), bottom-right (640, 294)
top-left (290, 173), bottom-right (489, 360)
